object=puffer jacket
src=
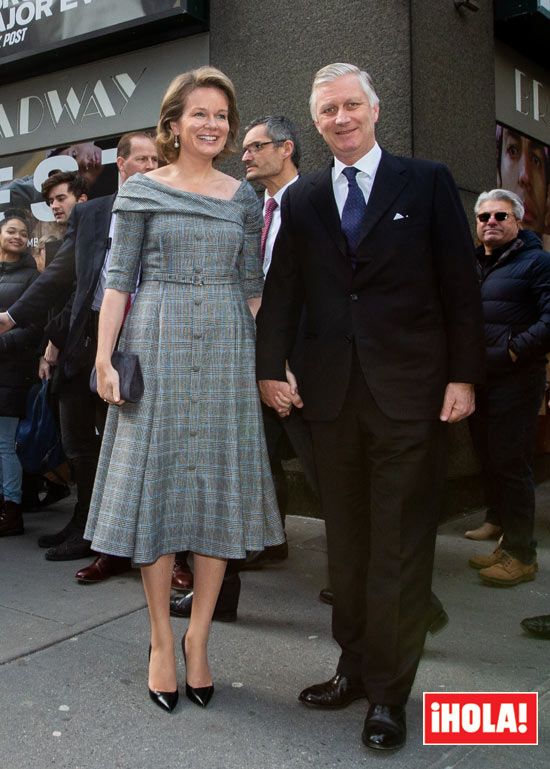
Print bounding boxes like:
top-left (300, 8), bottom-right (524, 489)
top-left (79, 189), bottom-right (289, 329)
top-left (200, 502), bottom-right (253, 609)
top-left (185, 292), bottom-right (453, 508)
top-left (0, 253), bottom-right (41, 416)
top-left (476, 229), bottom-right (550, 376)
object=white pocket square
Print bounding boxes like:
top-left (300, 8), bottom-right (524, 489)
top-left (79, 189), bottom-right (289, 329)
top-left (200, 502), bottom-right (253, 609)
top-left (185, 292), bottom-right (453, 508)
top-left (393, 212), bottom-right (408, 220)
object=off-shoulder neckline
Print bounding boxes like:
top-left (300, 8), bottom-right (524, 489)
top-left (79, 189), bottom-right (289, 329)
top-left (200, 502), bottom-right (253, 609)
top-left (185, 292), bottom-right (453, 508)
top-left (132, 173), bottom-right (247, 202)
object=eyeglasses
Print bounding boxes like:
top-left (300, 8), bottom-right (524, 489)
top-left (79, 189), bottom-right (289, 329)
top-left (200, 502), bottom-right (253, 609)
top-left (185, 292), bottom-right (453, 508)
top-left (477, 211), bottom-right (514, 223)
top-left (242, 140), bottom-right (277, 155)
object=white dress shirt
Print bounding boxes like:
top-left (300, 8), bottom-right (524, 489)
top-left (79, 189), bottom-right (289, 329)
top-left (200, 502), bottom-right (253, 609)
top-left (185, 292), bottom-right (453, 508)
top-left (332, 142), bottom-right (382, 218)
top-left (91, 212), bottom-right (117, 311)
top-left (263, 174), bottom-right (299, 275)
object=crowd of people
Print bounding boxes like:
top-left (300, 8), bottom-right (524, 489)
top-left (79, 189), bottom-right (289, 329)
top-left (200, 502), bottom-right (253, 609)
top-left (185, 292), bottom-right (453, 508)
top-left (1, 61), bottom-right (550, 751)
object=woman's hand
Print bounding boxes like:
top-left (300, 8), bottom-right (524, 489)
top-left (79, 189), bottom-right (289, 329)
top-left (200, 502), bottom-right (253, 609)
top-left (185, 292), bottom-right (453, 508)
top-left (96, 362), bottom-right (125, 406)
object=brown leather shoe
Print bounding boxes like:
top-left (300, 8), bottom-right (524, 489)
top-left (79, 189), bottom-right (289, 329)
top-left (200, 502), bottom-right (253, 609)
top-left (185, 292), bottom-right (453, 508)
top-left (464, 522), bottom-right (502, 541)
top-left (469, 545), bottom-right (505, 570)
top-left (171, 562), bottom-right (193, 592)
top-left (299, 674), bottom-right (366, 709)
top-left (479, 553), bottom-right (537, 586)
top-left (75, 555), bottom-right (132, 582)
top-left (0, 501), bottom-right (24, 537)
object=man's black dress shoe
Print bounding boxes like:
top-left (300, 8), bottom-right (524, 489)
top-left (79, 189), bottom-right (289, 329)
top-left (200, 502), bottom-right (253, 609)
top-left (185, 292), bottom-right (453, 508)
top-left (521, 614), bottom-right (550, 638)
top-left (426, 607), bottom-right (449, 636)
top-left (240, 540), bottom-right (289, 570)
top-left (299, 674), bottom-right (366, 709)
top-left (362, 703), bottom-right (406, 751)
top-left (45, 533), bottom-right (91, 560)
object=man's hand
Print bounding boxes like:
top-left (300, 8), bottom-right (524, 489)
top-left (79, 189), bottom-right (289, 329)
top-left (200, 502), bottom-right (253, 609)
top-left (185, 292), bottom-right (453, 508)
top-left (439, 382), bottom-right (475, 423)
top-left (0, 312), bottom-right (15, 335)
top-left (38, 357), bottom-right (51, 380)
top-left (43, 341), bottom-right (59, 366)
top-left (259, 378), bottom-right (303, 418)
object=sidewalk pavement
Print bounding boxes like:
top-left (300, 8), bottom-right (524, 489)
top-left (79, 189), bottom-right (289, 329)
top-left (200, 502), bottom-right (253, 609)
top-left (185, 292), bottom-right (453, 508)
top-left (1, 485), bottom-right (549, 769)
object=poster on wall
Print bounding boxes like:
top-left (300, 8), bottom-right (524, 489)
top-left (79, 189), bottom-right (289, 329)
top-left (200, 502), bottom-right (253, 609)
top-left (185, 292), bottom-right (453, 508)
top-left (0, 135), bottom-right (121, 264)
top-left (496, 122), bottom-right (550, 251)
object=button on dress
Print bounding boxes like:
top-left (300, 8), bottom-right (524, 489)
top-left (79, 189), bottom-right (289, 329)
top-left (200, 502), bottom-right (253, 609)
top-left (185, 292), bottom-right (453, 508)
top-left (85, 174), bottom-right (283, 565)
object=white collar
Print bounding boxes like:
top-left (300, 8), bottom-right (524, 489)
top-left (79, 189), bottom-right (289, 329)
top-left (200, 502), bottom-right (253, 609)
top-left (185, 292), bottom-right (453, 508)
top-left (264, 174), bottom-right (299, 207)
top-left (333, 142), bottom-right (382, 180)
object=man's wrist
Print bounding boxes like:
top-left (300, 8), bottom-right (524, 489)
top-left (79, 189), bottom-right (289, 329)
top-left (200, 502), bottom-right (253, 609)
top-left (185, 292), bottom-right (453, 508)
top-left (6, 311), bottom-right (16, 327)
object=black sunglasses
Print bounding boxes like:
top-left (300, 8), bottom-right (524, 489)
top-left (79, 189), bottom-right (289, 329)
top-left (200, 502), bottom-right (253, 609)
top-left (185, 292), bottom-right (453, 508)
top-left (477, 211), bottom-right (513, 223)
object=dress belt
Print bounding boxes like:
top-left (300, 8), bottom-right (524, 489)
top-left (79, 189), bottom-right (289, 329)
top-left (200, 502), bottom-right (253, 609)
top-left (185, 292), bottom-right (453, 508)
top-left (141, 272), bottom-right (239, 286)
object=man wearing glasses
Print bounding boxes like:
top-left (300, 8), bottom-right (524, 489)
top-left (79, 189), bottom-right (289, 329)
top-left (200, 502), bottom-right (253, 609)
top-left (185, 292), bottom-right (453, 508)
top-left (468, 188), bottom-right (550, 586)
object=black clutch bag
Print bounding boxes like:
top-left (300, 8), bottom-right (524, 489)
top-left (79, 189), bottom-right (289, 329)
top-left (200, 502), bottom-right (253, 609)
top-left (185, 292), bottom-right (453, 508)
top-left (89, 350), bottom-right (144, 403)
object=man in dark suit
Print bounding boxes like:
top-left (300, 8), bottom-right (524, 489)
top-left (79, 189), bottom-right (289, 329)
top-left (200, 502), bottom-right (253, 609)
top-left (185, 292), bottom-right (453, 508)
top-left (256, 63), bottom-right (485, 751)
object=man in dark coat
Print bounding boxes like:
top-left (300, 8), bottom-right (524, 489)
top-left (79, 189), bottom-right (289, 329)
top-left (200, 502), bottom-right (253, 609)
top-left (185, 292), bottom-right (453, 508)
top-left (256, 62), bottom-right (485, 751)
top-left (468, 188), bottom-right (550, 586)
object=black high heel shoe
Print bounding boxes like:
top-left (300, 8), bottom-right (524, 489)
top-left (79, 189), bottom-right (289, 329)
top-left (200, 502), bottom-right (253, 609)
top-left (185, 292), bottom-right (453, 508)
top-left (148, 645), bottom-right (179, 713)
top-left (181, 632), bottom-right (214, 708)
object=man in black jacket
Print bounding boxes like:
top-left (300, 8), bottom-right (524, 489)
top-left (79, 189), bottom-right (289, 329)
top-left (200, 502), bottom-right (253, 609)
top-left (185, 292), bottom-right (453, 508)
top-left (256, 63), bottom-right (485, 751)
top-left (468, 188), bottom-right (550, 586)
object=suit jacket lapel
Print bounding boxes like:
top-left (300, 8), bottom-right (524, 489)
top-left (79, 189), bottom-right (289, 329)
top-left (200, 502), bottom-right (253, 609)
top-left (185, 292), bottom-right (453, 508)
top-left (308, 164), bottom-right (348, 257)
top-left (357, 151), bottom-right (408, 245)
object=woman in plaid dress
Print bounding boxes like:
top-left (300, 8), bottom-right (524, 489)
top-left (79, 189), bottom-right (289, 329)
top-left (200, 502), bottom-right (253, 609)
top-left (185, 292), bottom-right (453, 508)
top-left (86, 68), bottom-right (283, 712)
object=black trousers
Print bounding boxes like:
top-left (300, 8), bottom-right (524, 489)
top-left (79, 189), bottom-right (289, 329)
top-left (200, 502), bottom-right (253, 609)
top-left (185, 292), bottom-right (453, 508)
top-left (58, 367), bottom-right (108, 532)
top-left (309, 351), bottom-right (446, 705)
top-left (469, 366), bottom-right (545, 564)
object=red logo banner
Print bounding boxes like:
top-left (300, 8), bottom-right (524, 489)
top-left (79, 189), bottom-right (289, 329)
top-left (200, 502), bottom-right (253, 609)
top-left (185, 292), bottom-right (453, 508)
top-left (423, 692), bottom-right (538, 745)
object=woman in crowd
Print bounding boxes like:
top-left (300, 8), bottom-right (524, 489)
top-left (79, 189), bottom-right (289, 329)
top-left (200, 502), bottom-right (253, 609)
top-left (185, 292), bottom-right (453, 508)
top-left (85, 67), bottom-right (283, 712)
top-left (0, 211), bottom-right (41, 537)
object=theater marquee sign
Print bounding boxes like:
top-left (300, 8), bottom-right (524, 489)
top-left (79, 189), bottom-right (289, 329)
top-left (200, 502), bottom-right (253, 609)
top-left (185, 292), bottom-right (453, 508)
top-left (0, 33), bottom-right (209, 154)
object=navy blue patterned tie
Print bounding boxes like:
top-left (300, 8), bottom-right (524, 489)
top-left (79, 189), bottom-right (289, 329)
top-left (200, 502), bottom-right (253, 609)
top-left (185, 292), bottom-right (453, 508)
top-left (341, 166), bottom-right (365, 268)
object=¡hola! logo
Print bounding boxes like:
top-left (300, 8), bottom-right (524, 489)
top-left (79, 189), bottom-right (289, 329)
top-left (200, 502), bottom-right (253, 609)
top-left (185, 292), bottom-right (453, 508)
top-left (423, 692), bottom-right (538, 745)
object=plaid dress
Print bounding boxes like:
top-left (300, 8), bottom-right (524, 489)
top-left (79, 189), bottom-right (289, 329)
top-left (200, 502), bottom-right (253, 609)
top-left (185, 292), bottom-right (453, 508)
top-left (85, 174), bottom-right (283, 565)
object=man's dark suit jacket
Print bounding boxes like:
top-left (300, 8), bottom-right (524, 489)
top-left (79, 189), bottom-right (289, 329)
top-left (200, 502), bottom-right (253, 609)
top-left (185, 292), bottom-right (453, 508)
top-left (9, 194), bottom-right (116, 379)
top-left (256, 150), bottom-right (485, 421)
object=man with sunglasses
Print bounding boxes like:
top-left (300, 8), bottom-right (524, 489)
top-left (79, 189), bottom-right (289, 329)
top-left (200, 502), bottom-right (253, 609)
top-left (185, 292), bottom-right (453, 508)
top-left (468, 188), bottom-right (550, 586)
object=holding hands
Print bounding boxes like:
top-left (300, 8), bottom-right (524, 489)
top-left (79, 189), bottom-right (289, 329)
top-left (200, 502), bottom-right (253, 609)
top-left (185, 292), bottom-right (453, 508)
top-left (259, 365), bottom-right (303, 418)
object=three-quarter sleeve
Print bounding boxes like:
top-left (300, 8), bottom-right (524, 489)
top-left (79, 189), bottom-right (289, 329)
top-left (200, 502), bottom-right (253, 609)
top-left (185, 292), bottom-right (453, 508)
top-left (239, 185), bottom-right (264, 299)
top-left (105, 210), bottom-right (146, 293)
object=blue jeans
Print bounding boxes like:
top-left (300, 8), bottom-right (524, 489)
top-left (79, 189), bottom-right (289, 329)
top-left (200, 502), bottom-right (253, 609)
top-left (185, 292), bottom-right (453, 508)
top-left (0, 416), bottom-right (23, 504)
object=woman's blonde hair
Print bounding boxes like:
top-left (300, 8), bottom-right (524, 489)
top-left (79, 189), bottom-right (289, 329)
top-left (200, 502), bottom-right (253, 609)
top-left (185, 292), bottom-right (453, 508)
top-left (156, 66), bottom-right (239, 163)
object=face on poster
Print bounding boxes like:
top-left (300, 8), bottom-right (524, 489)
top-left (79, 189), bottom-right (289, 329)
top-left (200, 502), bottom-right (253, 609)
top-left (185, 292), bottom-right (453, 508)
top-left (496, 123), bottom-right (550, 250)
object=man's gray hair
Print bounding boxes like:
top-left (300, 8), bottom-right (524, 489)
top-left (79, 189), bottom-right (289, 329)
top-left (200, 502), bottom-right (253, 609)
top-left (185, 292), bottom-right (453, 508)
top-left (309, 63), bottom-right (379, 120)
top-left (474, 189), bottom-right (525, 221)
top-left (244, 115), bottom-right (301, 168)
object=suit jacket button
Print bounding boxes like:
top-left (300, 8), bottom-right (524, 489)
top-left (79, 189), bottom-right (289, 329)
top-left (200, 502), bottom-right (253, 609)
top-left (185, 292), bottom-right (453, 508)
top-left (350, 293), bottom-right (358, 301)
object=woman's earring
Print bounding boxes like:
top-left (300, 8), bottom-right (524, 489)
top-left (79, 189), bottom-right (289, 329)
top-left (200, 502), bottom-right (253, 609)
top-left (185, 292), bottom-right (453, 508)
top-left (174, 134), bottom-right (180, 149)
